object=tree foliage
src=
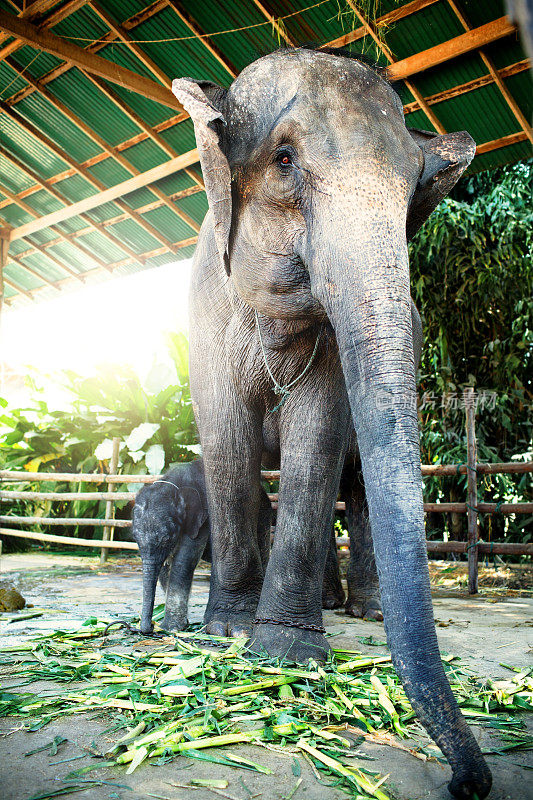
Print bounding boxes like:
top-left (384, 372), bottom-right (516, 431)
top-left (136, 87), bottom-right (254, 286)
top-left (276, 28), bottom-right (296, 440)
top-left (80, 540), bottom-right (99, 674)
top-left (410, 160), bottom-right (532, 542)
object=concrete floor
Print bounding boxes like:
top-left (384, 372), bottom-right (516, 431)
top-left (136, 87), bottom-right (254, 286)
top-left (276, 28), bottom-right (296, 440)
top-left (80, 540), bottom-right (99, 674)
top-left (0, 552), bottom-right (531, 800)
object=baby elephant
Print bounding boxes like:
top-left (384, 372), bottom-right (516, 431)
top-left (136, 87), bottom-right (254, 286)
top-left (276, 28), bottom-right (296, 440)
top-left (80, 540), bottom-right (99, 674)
top-left (132, 459), bottom-right (210, 634)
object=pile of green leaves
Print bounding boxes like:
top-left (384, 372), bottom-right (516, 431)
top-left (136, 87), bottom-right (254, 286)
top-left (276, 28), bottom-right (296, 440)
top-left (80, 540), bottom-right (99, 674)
top-left (1, 619), bottom-right (532, 800)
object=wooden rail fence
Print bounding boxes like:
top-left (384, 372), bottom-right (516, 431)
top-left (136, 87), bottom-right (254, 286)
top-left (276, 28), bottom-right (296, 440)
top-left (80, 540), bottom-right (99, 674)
top-left (1, 402), bottom-right (532, 593)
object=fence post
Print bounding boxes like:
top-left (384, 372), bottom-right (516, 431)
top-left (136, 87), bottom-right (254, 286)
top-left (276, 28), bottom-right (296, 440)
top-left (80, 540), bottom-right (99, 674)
top-left (100, 437), bottom-right (120, 565)
top-left (464, 388), bottom-right (478, 594)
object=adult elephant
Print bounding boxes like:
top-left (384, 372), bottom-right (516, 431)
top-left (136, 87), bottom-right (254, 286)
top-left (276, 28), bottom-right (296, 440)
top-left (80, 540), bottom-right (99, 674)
top-left (174, 48), bottom-right (490, 798)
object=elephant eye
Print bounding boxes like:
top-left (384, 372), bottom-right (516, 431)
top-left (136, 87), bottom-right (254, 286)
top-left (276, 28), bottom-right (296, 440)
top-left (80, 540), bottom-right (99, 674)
top-left (274, 147), bottom-right (295, 170)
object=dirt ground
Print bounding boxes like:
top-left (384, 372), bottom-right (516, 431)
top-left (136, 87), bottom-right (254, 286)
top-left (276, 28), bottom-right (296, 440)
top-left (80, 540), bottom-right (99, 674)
top-left (0, 551), bottom-right (531, 800)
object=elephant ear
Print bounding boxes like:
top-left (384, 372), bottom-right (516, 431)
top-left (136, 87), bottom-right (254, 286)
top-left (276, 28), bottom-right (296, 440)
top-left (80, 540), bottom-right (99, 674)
top-left (180, 486), bottom-right (208, 540)
top-left (406, 129), bottom-right (476, 241)
top-left (172, 78), bottom-right (232, 274)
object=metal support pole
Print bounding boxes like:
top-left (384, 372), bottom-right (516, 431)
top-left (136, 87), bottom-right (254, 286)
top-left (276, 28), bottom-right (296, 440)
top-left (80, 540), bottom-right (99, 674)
top-left (464, 388), bottom-right (479, 593)
top-left (100, 437), bottom-right (120, 564)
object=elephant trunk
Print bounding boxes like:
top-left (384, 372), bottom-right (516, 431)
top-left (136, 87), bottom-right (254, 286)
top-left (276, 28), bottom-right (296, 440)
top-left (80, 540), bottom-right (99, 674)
top-left (140, 554), bottom-right (164, 634)
top-left (312, 227), bottom-right (491, 798)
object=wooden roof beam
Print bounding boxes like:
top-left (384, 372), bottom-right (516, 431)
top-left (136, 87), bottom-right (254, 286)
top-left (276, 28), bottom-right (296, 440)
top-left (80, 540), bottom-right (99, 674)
top-left (446, 1), bottom-right (532, 145)
top-left (8, 148), bottom-right (200, 242)
top-left (0, 1), bottom-right (88, 61)
top-left (6, 236), bottom-right (198, 305)
top-left (387, 16), bottom-right (517, 80)
top-left (403, 58), bottom-right (530, 113)
top-left (326, 0), bottom-right (440, 49)
top-left (0, 102), bottom-right (186, 253)
top-left (0, 8), bottom-right (181, 110)
top-left (0, 147), bottom-right (147, 268)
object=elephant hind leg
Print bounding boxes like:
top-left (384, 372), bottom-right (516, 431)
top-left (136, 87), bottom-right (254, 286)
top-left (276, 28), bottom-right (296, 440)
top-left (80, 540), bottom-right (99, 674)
top-left (322, 527), bottom-right (345, 609)
top-left (341, 456), bottom-right (383, 622)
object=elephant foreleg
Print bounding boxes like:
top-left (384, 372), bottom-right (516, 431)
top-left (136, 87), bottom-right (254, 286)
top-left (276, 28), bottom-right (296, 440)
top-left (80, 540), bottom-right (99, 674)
top-left (162, 524), bottom-right (209, 632)
top-left (250, 382), bottom-right (351, 663)
top-left (201, 399), bottom-right (266, 638)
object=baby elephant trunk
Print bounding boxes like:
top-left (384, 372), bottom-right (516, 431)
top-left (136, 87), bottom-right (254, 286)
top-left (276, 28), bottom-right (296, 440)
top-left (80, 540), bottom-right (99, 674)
top-left (140, 554), bottom-right (166, 634)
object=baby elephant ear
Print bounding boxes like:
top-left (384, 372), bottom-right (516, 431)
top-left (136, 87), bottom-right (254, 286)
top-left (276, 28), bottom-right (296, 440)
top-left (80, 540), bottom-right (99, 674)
top-left (406, 129), bottom-right (476, 240)
top-left (172, 78), bottom-right (232, 274)
top-left (180, 487), bottom-right (208, 540)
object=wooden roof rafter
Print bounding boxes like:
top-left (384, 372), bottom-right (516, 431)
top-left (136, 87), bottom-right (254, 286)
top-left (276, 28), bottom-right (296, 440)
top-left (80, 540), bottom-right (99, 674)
top-left (4, 236), bottom-right (199, 307)
top-left (0, 147), bottom-right (150, 270)
top-left (445, 0), bottom-right (532, 145)
top-left (6, 148), bottom-right (200, 242)
top-left (0, 0), bottom-right (530, 309)
top-left (1, 57), bottom-right (201, 236)
top-left (1, 101), bottom-right (186, 255)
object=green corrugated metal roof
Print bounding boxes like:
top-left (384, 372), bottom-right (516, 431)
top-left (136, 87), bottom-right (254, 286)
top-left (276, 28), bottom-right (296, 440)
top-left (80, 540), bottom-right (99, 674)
top-left (0, 0), bottom-right (531, 306)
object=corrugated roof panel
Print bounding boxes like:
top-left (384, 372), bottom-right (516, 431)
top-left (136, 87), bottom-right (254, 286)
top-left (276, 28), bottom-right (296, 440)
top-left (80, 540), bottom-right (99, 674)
top-left (131, 6), bottom-right (234, 87)
top-left (111, 218), bottom-right (163, 251)
top-left (97, 39), bottom-right (170, 85)
top-left (1, 113), bottom-right (70, 179)
top-left (87, 157), bottom-right (133, 188)
top-left (269, 0), bottom-right (344, 44)
top-left (50, 3), bottom-right (114, 49)
top-left (46, 239), bottom-right (105, 273)
top-left (486, 35), bottom-right (529, 70)
top-left (187, 3), bottom-right (279, 73)
top-left (0, 154), bottom-right (34, 194)
top-left (471, 141), bottom-right (531, 172)
top-left (437, 82), bottom-right (522, 143)
top-left (386, 2), bottom-right (464, 60)
top-left (117, 137), bottom-right (168, 173)
top-left (176, 190), bottom-right (209, 222)
top-left (16, 188), bottom-right (68, 218)
top-left (21, 252), bottom-right (68, 283)
top-left (46, 69), bottom-right (143, 146)
top-left (143, 204), bottom-right (197, 241)
top-left (504, 72), bottom-right (533, 117)
top-left (66, 229), bottom-right (127, 264)
top-left (101, 81), bottom-right (176, 127)
top-left (157, 118), bottom-right (197, 154)
top-left (8, 43), bottom-right (63, 83)
top-left (14, 92), bottom-right (102, 163)
top-left (462, 0), bottom-right (507, 28)
top-left (4, 262), bottom-right (42, 291)
top-left (156, 170), bottom-right (197, 196)
top-left (0, 60), bottom-right (29, 100)
top-left (0, 202), bottom-right (34, 227)
top-left (51, 173), bottom-right (102, 205)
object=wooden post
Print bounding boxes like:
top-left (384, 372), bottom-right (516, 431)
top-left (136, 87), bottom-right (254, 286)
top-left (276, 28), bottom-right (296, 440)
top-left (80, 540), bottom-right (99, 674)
top-left (464, 388), bottom-right (479, 593)
top-left (100, 437), bottom-right (120, 564)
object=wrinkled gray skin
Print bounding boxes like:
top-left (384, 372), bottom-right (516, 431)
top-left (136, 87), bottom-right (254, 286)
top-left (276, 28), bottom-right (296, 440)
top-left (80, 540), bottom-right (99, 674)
top-left (322, 304), bottom-right (422, 620)
top-left (174, 48), bottom-right (490, 798)
top-left (132, 460), bottom-right (210, 633)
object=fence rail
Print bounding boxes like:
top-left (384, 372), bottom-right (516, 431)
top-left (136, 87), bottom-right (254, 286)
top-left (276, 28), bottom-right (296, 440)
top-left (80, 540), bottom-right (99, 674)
top-left (1, 402), bottom-right (532, 592)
